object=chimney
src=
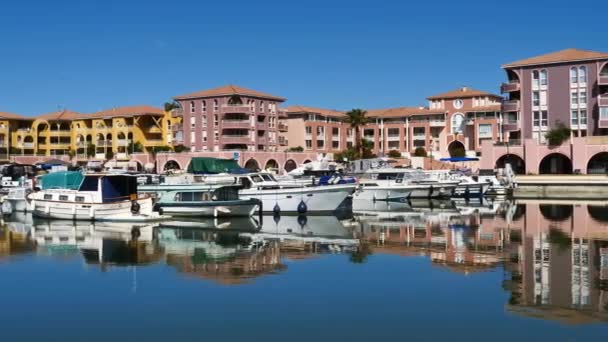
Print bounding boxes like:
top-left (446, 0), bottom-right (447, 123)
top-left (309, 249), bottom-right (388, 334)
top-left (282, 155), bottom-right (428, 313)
top-left (461, 86), bottom-right (468, 92)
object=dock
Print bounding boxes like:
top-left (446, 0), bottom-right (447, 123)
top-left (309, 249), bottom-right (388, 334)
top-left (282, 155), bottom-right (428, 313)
top-left (514, 175), bottom-right (608, 199)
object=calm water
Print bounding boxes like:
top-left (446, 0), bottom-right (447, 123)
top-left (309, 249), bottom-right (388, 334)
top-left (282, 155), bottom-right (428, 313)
top-left (1, 199), bottom-right (608, 341)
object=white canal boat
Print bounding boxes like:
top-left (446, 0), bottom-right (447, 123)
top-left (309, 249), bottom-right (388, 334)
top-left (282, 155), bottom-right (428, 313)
top-left (28, 172), bottom-right (161, 222)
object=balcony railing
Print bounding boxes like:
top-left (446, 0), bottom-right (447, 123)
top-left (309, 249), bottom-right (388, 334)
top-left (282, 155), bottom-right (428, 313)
top-left (413, 134), bottom-right (426, 140)
top-left (502, 100), bottom-right (520, 112)
top-left (387, 135), bottom-right (401, 141)
top-left (18, 142), bottom-right (35, 149)
top-left (278, 122), bottom-right (288, 131)
top-left (222, 136), bottom-right (252, 144)
top-left (222, 120), bottom-right (252, 129)
top-left (494, 139), bottom-right (522, 146)
top-left (599, 95), bottom-right (608, 107)
top-left (502, 121), bottom-right (520, 131)
top-left (500, 81), bottom-right (520, 93)
top-left (221, 105), bottom-right (253, 114)
top-left (96, 140), bottom-right (112, 147)
top-left (116, 139), bottom-right (131, 146)
top-left (95, 153), bottom-right (106, 160)
top-left (599, 75), bottom-right (608, 85)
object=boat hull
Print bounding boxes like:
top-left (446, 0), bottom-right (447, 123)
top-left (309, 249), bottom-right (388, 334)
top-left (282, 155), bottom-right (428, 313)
top-left (157, 199), bottom-right (259, 217)
top-left (239, 185), bottom-right (355, 214)
top-left (30, 197), bottom-right (155, 221)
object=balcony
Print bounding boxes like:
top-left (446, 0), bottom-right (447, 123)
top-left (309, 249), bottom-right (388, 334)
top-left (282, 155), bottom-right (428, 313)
top-left (221, 135), bottom-right (252, 144)
top-left (278, 122), bottom-right (288, 131)
top-left (169, 124), bottom-right (182, 132)
top-left (115, 152), bottom-right (129, 160)
top-left (96, 140), bottom-right (112, 147)
top-left (221, 105), bottom-right (252, 114)
top-left (599, 95), bottom-right (608, 107)
top-left (599, 75), bottom-right (608, 85)
top-left (494, 139), bottom-right (522, 146)
top-left (413, 133), bottom-right (426, 140)
top-left (47, 130), bottom-right (72, 136)
top-left (77, 142), bottom-right (89, 148)
top-left (279, 136), bottom-right (287, 145)
top-left (387, 135), bottom-right (401, 141)
top-left (116, 139), bottom-right (130, 146)
top-left (18, 142), bottom-right (34, 149)
top-left (502, 121), bottom-right (520, 131)
top-left (500, 81), bottom-right (520, 93)
top-left (222, 120), bottom-right (252, 129)
top-left (257, 136), bottom-right (267, 144)
top-left (429, 120), bottom-right (445, 127)
top-left (502, 100), bottom-right (520, 112)
top-left (95, 153), bottom-right (106, 160)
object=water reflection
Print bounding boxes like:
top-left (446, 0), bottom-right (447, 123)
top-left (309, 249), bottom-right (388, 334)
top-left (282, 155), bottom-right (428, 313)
top-left (1, 198), bottom-right (608, 324)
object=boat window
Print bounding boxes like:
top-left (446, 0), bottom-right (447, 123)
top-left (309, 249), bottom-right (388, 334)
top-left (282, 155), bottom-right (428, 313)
top-left (80, 176), bottom-right (99, 191)
top-left (261, 174), bottom-right (274, 181)
top-left (214, 187), bottom-right (239, 201)
top-left (251, 175), bottom-right (264, 183)
top-left (75, 196), bottom-right (85, 202)
top-left (240, 177), bottom-right (252, 189)
top-left (44, 194), bottom-right (52, 200)
top-left (363, 183), bottom-right (379, 187)
top-left (59, 195), bottom-right (68, 201)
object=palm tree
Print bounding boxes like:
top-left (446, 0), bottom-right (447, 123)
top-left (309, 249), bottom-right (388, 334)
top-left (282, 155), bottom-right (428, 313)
top-left (343, 108), bottom-right (369, 158)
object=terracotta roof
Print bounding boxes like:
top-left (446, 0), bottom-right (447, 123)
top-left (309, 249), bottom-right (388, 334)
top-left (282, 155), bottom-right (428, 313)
top-left (37, 109), bottom-right (82, 121)
top-left (284, 105), bottom-right (345, 118)
top-left (174, 84), bottom-right (285, 101)
top-left (0, 111), bottom-right (28, 120)
top-left (367, 107), bottom-right (444, 118)
top-left (427, 87), bottom-right (500, 100)
top-left (87, 105), bottom-right (164, 119)
top-left (503, 48), bottom-right (608, 68)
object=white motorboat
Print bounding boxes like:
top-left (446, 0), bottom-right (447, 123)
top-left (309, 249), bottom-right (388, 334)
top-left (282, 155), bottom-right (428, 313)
top-left (355, 168), bottom-right (456, 201)
top-left (28, 172), bottom-right (161, 222)
top-left (424, 170), bottom-right (490, 197)
top-left (2, 187), bottom-right (33, 214)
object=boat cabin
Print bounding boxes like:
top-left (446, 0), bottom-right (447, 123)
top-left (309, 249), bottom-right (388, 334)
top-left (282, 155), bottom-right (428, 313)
top-left (38, 172), bottom-right (139, 204)
top-left (165, 186), bottom-right (241, 202)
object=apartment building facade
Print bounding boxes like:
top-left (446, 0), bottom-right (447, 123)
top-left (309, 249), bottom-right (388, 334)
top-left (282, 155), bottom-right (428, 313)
top-left (0, 106), bottom-right (175, 162)
top-left (283, 87), bottom-right (503, 159)
top-left (172, 85), bottom-right (287, 153)
top-left (481, 48), bottom-right (608, 174)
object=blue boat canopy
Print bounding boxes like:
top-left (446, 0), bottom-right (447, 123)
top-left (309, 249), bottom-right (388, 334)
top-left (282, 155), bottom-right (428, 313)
top-left (439, 157), bottom-right (479, 162)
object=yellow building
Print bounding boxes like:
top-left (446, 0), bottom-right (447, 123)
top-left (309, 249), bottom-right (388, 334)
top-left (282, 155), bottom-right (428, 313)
top-left (0, 106), bottom-right (181, 161)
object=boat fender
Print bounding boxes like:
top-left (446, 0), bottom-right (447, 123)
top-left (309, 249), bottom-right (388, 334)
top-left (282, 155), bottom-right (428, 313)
top-left (297, 214), bottom-right (307, 227)
top-left (2, 201), bottom-right (12, 216)
top-left (131, 227), bottom-right (141, 240)
top-left (297, 200), bottom-right (307, 214)
top-left (428, 185), bottom-right (434, 199)
top-left (273, 203), bottom-right (281, 215)
top-left (131, 200), bottom-right (141, 214)
top-left (273, 212), bottom-right (281, 224)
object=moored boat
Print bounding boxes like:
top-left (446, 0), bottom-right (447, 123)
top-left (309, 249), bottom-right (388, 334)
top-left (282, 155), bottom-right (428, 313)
top-left (28, 171), bottom-right (161, 222)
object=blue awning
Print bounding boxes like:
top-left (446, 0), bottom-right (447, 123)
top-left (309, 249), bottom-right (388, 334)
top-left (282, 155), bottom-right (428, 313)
top-left (439, 157), bottom-right (479, 162)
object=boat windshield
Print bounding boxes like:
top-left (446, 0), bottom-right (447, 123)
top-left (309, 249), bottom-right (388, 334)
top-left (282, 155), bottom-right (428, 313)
top-left (250, 174), bottom-right (264, 183)
top-left (261, 174), bottom-right (275, 182)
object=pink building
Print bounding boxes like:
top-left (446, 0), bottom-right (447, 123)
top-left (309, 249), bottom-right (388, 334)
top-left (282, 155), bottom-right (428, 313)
top-left (481, 48), bottom-right (608, 174)
top-left (284, 87), bottom-right (504, 159)
top-left (173, 85), bottom-right (287, 153)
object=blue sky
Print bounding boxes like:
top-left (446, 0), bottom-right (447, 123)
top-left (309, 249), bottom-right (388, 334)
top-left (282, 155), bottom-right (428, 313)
top-left (1, 0), bottom-right (607, 116)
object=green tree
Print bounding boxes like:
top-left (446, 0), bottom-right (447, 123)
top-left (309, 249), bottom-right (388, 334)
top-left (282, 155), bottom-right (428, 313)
top-left (545, 121), bottom-right (571, 146)
top-left (128, 140), bottom-right (144, 153)
top-left (163, 101), bottom-right (180, 112)
top-left (414, 147), bottom-right (427, 157)
top-left (343, 109), bottom-right (369, 157)
top-left (87, 143), bottom-right (96, 157)
top-left (173, 144), bottom-right (188, 153)
top-left (285, 146), bottom-right (304, 152)
top-left (387, 150), bottom-right (401, 158)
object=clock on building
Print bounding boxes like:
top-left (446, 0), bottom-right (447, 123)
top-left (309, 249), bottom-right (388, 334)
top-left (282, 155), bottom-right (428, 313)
top-left (453, 99), bottom-right (464, 109)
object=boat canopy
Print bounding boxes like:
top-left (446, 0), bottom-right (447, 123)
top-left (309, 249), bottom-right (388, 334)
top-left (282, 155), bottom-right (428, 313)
top-left (187, 157), bottom-right (241, 174)
top-left (39, 171), bottom-right (84, 190)
top-left (100, 175), bottom-right (138, 202)
top-left (439, 157), bottom-right (479, 162)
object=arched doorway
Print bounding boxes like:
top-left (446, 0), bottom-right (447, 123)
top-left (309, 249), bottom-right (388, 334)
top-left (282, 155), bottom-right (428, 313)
top-left (539, 204), bottom-right (573, 221)
top-left (264, 159), bottom-right (278, 171)
top-left (539, 153), bottom-right (572, 174)
top-left (448, 140), bottom-right (466, 158)
top-left (164, 160), bottom-right (181, 171)
top-left (495, 154), bottom-right (526, 175)
top-left (588, 205), bottom-right (608, 223)
top-left (284, 159), bottom-right (297, 172)
top-left (244, 158), bottom-right (260, 171)
top-left (587, 152), bottom-right (608, 174)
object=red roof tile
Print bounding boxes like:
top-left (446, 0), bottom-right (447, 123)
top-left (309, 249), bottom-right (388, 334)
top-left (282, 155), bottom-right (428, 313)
top-left (174, 84), bottom-right (285, 101)
top-left (503, 48), bottom-right (608, 68)
top-left (0, 111), bottom-right (28, 120)
top-left (37, 109), bottom-right (82, 121)
top-left (284, 105), bottom-right (345, 118)
top-left (427, 87), bottom-right (500, 100)
top-left (87, 105), bottom-right (164, 119)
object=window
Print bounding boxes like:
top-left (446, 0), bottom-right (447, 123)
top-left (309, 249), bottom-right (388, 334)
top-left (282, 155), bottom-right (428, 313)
top-left (532, 70), bottom-right (540, 88)
top-left (75, 196), bottom-right (85, 202)
top-left (579, 90), bottom-right (587, 105)
top-left (570, 67), bottom-right (578, 84)
top-left (316, 126), bottom-right (324, 136)
top-left (202, 115), bottom-right (207, 127)
top-left (317, 140), bottom-right (324, 149)
top-left (190, 132), bottom-right (195, 143)
top-left (533, 91), bottom-right (540, 106)
top-left (571, 110), bottom-right (578, 125)
top-left (540, 91), bottom-right (547, 106)
top-left (44, 194), bottom-right (53, 200)
top-left (571, 91), bottom-right (578, 105)
top-left (540, 70), bottom-right (547, 86)
top-left (478, 124), bottom-right (492, 137)
top-left (214, 115), bottom-right (218, 127)
top-left (601, 107), bottom-right (608, 120)
top-left (332, 140), bottom-right (339, 149)
top-left (541, 111), bottom-right (548, 127)
top-left (214, 132), bottom-right (219, 141)
top-left (260, 101), bottom-right (264, 112)
top-left (190, 101), bottom-right (195, 113)
top-left (533, 111), bottom-right (540, 127)
top-left (580, 109), bottom-right (587, 125)
top-left (579, 66), bottom-right (587, 83)
top-left (332, 127), bottom-right (339, 135)
top-left (202, 101), bottom-right (207, 112)
top-left (451, 113), bottom-right (464, 134)
top-left (213, 100), bottom-right (218, 112)
top-left (305, 140), bottom-right (312, 149)
top-left (305, 126), bottom-right (312, 135)
top-left (59, 195), bottom-right (68, 201)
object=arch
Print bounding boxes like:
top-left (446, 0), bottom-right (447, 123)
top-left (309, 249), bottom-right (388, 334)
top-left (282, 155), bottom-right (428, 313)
top-left (133, 160), bottom-right (144, 172)
top-left (601, 61), bottom-right (608, 76)
top-left (587, 205), bottom-right (608, 223)
top-left (76, 134), bottom-right (84, 142)
top-left (451, 113), bottom-right (465, 134)
top-left (244, 158), bottom-right (260, 171)
top-left (86, 134), bottom-right (92, 142)
top-left (228, 95), bottom-right (243, 105)
top-left (569, 66), bottom-right (578, 84)
top-left (96, 133), bottom-right (104, 142)
top-left (303, 159), bottom-right (312, 164)
top-left (539, 204), bottom-right (573, 222)
top-left (163, 160), bottom-right (181, 171)
top-left (264, 159), bottom-right (279, 171)
top-left (578, 66), bottom-right (587, 83)
top-left (117, 132), bottom-right (126, 140)
top-left (24, 136), bottom-right (34, 143)
top-left (448, 140), bottom-right (466, 158)
top-left (587, 152), bottom-right (608, 174)
top-left (495, 154), bottom-right (526, 175)
top-left (284, 159), bottom-right (297, 172)
top-left (539, 153), bottom-right (572, 174)
top-left (105, 133), bottom-right (112, 141)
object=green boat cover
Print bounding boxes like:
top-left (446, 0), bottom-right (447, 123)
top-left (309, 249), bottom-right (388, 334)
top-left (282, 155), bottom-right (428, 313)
top-left (187, 157), bottom-right (240, 174)
top-left (39, 171), bottom-right (84, 190)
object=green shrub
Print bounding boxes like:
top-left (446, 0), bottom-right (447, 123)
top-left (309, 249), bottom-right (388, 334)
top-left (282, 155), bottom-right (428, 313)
top-left (387, 150), bottom-right (401, 158)
top-left (413, 147), bottom-right (427, 157)
top-left (545, 122), bottom-right (571, 146)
